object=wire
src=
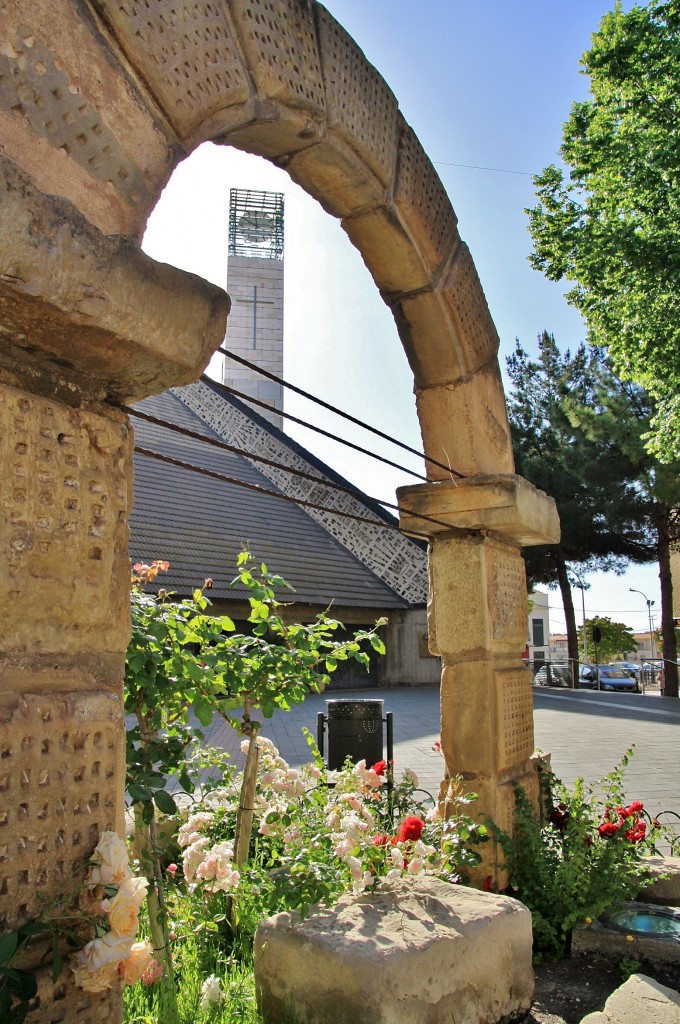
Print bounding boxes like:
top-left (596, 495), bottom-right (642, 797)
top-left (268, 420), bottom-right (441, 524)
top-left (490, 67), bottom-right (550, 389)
top-left (216, 348), bottom-right (464, 479)
top-left (202, 375), bottom-right (432, 482)
top-left (127, 407), bottom-right (450, 532)
top-left (433, 160), bottom-right (533, 177)
top-left (134, 446), bottom-right (466, 536)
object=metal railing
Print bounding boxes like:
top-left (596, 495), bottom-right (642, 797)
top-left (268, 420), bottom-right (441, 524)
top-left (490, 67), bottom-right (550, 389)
top-left (528, 657), bottom-right (665, 693)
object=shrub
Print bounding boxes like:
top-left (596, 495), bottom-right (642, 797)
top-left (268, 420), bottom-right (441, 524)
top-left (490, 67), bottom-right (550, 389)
top-left (492, 750), bottom-right (659, 957)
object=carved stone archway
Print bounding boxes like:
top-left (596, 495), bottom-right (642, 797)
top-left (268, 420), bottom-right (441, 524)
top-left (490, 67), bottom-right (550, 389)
top-left (0, 2), bottom-right (558, 1018)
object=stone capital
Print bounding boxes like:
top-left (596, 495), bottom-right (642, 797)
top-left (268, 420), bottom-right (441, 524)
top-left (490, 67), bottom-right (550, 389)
top-left (398, 474), bottom-right (560, 547)
top-left (0, 156), bottom-right (230, 403)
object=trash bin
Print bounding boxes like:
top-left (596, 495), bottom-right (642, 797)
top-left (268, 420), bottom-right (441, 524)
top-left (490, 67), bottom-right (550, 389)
top-left (325, 699), bottom-right (384, 771)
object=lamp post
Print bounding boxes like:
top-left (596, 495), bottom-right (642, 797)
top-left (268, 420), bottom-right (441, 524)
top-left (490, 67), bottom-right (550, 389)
top-left (629, 588), bottom-right (656, 686)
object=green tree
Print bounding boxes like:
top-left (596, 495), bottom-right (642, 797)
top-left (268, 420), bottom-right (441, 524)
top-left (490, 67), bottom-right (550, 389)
top-left (506, 333), bottom-right (653, 678)
top-left (526, 0), bottom-right (680, 461)
top-left (562, 351), bottom-right (680, 696)
top-left (579, 616), bottom-right (637, 663)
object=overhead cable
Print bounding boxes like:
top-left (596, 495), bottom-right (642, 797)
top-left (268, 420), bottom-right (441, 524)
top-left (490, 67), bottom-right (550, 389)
top-left (202, 375), bottom-right (432, 482)
top-left (217, 347), bottom-right (465, 479)
top-left (128, 407), bottom-right (437, 525)
top-left (134, 445), bottom-right (462, 536)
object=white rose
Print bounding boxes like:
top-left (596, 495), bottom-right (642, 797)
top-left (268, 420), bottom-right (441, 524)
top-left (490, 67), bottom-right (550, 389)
top-left (89, 832), bottom-right (132, 886)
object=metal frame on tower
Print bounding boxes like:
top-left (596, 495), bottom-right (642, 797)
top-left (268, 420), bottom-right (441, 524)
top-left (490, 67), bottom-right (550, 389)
top-left (228, 188), bottom-right (284, 259)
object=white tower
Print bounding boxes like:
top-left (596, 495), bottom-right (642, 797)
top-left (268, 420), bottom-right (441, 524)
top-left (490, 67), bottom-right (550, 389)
top-left (223, 189), bottom-right (284, 429)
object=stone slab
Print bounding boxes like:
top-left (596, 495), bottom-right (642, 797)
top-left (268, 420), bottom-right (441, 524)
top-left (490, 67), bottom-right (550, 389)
top-left (0, 156), bottom-right (229, 403)
top-left (254, 876), bottom-right (534, 1024)
top-left (398, 474), bottom-right (560, 546)
top-left (580, 973), bottom-right (680, 1023)
top-left (639, 857), bottom-right (680, 906)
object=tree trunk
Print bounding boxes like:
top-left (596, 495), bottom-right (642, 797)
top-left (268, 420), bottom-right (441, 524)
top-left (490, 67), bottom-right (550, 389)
top-left (233, 697), bottom-right (259, 870)
top-left (554, 549), bottom-right (579, 686)
top-left (654, 503), bottom-right (678, 698)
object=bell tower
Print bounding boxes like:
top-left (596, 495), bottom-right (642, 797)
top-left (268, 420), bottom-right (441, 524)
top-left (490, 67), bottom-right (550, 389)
top-left (223, 188), bottom-right (285, 429)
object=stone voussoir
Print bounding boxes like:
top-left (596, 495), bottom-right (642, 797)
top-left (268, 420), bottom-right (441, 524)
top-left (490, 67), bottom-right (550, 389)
top-left (254, 876), bottom-right (534, 1024)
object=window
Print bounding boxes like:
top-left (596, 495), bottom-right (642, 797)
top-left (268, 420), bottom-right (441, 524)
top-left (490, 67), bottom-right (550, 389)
top-left (532, 618), bottom-right (545, 646)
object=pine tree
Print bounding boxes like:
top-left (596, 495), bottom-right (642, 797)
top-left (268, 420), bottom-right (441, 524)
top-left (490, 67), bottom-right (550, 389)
top-left (506, 333), bottom-right (654, 682)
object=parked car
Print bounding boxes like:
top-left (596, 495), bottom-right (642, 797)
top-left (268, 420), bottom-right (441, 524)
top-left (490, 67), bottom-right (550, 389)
top-left (533, 663), bottom-right (572, 687)
top-left (578, 664), bottom-right (638, 692)
top-left (610, 662), bottom-right (642, 689)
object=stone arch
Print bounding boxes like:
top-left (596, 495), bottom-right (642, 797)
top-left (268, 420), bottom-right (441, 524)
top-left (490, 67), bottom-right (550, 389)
top-left (0, 0), bottom-right (514, 477)
top-left (0, 3), bottom-right (558, 1019)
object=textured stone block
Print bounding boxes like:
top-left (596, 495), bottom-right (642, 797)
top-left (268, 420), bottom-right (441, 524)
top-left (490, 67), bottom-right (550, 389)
top-left (415, 364), bottom-right (516, 478)
top-left (391, 284), bottom-right (467, 388)
top-left (24, 960), bottom-right (122, 1024)
top-left (0, 385), bottom-right (132, 652)
top-left (441, 243), bottom-right (501, 375)
top-left (93, 0), bottom-right (253, 141)
top-left (254, 877), bottom-right (534, 1024)
top-left (428, 534), bottom-right (528, 658)
top-left (285, 133), bottom-right (387, 218)
top-left (233, 0), bottom-right (325, 113)
top-left (0, 390), bottom-right (129, 636)
top-left (393, 119), bottom-right (460, 278)
top-left (316, 6), bottom-right (398, 188)
top-left (0, 0), bottom-right (176, 236)
top-left (343, 205), bottom-right (434, 295)
top-left (0, 691), bottom-right (123, 936)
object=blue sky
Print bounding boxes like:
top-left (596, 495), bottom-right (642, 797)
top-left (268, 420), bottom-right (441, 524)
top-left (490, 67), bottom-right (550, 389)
top-left (143, 0), bottom-right (661, 637)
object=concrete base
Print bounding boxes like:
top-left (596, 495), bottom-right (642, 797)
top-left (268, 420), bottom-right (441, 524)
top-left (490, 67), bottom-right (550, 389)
top-left (254, 877), bottom-right (534, 1024)
top-left (580, 973), bottom-right (680, 1023)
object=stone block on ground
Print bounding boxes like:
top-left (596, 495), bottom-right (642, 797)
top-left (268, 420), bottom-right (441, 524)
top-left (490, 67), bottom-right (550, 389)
top-left (579, 972), bottom-right (680, 1023)
top-left (254, 876), bottom-right (534, 1024)
top-left (639, 857), bottom-right (680, 906)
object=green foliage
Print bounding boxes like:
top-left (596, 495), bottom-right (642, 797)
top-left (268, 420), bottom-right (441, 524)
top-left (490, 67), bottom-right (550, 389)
top-left (526, 0), bottom-right (680, 459)
top-left (492, 751), bottom-right (658, 957)
top-left (580, 616), bottom-right (638, 662)
top-left (171, 739), bottom-right (487, 950)
top-left (125, 555), bottom-right (385, 822)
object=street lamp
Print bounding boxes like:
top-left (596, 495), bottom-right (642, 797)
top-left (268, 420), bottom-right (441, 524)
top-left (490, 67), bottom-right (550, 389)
top-left (572, 571), bottom-right (588, 662)
top-left (629, 587), bottom-right (656, 662)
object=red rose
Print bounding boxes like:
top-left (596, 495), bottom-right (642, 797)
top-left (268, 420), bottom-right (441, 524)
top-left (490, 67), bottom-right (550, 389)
top-left (372, 834), bottom-right (391, 847)
top-left (616, 806), bottom-right (630, 820)
top-left (398, 816), bottom-right (425, 843)
top-left (371, 760), bottom-right (387, 776)
top-left (627, 801), bottom-right (644, 814)
top-left (598, 822), bottom-right (620, 838)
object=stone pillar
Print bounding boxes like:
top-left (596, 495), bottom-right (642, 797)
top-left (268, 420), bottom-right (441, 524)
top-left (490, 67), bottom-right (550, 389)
top-left (398, 475), bottom-right (560, 881)
top-left (0, 160), bottom-right (229, 1021)
top-left (0, 384), bottom-right (132, 1021)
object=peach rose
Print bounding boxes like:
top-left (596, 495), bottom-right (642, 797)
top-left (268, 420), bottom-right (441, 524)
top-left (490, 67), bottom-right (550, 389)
top-left (118, 940), bottom-right (154, 986)
top-left (101, 876), bottom-right (148, 937)
top-left (71, 932), bottom-right (133, 992)
top-left (89, 832), bottom-right (132, 887)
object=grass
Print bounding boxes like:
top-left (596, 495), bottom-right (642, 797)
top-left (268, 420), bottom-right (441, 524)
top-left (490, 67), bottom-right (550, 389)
top-left (123, 928), bottom-right (261, 1024)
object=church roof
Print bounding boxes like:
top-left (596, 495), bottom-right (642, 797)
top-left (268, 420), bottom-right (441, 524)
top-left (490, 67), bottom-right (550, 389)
top-left (130, 389), bottom-right (413, 611)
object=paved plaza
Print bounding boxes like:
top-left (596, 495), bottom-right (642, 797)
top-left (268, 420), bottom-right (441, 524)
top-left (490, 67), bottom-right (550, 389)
top-left (203, 684), bottom-right (680, 819)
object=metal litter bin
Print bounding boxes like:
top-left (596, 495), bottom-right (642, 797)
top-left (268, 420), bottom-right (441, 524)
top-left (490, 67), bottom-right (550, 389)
top-left (323, 699), bottom-right (385, 771)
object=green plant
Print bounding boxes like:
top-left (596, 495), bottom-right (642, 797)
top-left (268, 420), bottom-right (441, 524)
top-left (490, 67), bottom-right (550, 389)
top-left (125, 554), bottom-right (385, 1023)
top-left (492, 750), bottom-right (659, 957)
top-left (619, 956), bottom-right (641, 982)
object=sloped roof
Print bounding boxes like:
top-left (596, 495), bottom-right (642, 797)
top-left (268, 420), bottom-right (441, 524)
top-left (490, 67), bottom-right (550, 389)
top-left (130, 391), bottom-right (410, 610)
